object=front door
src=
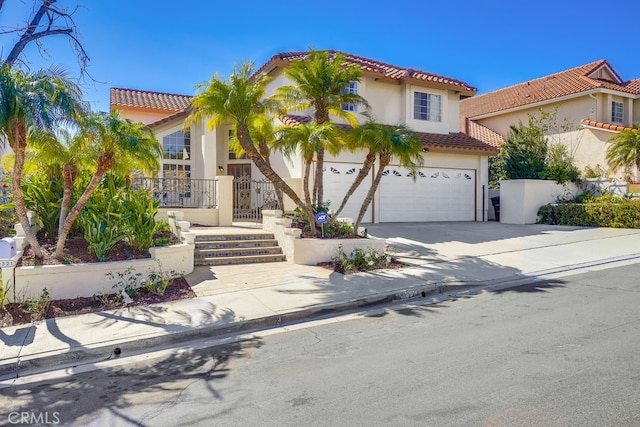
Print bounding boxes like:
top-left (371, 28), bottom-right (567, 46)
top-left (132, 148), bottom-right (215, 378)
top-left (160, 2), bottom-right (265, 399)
top-left (228, 163), bottom-right (251, 179)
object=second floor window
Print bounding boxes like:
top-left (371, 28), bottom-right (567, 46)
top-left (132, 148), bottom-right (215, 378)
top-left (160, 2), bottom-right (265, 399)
top-left (612, 101), bottom-right (623, 124)
top-left (342, 81), bottom-right (358, 111)
top-left (414, 92), bottom-right (441, 122)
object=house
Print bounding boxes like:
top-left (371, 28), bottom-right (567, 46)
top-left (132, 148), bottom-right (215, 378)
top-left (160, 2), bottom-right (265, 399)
top-left (111, 50), bottom-right (498, 224)
top-left (460, 60), bottom-right (640, 181)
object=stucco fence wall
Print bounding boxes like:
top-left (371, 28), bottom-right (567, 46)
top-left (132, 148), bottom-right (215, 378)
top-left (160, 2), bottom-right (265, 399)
top-left (262, 210), bottom-right (386, 265)
top-left (499, 179), bottom-right (580, 225)
top-left (1, 215), bottom-right (196, 302)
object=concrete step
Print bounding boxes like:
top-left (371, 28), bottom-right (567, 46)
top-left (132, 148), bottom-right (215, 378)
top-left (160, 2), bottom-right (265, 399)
top-left (193, 232), bottom-right (286, 265)
top-left (194, 233), bottom-right (275, 242)
top-left (194, 246), bottom-right (283, 258)
top-left (194, 253), bottom-right (286, 266)
top-left (195, 239), bottom-right (279, 250)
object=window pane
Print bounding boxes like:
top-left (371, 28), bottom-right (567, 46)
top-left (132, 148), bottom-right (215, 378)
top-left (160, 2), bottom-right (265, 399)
top-left (612, 101), bottom-right (623, 124)
top-left (414, 92), bottom-right (441, 121)
top-left (162, 129), bottom-right (190, 160)
top-left (342, 81), bottom-right (358, 111)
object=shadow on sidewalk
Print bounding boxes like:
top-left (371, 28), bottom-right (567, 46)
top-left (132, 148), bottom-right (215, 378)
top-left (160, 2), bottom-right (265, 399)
top-left (0, 336), bottom-right (263, 424)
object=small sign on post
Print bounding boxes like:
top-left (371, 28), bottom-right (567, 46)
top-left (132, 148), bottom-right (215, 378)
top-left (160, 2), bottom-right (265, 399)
top-left (315, 211), bottom-right (328, 238)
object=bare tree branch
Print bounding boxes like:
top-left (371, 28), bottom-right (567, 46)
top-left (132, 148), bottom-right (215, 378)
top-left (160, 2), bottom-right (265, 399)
top-left (3, 0), bottom-right (89, 75)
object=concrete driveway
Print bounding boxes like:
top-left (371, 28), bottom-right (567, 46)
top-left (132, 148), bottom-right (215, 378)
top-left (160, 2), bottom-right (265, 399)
top-left (365, 222), bottom-right (640, 282)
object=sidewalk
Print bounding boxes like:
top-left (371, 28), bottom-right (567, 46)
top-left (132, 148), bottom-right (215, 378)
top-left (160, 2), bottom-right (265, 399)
top-left (1, 223), bottom-right (640, 381)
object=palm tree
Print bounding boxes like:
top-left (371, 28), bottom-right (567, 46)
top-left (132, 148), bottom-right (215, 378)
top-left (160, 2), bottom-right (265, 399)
top-left (332, 113), bottom-right (379, 218)
top-left (606, 124), bottom-right (640, 182)
top-left (0, 64), bottom-right (85, 259)
top-left (187, 63), bottom-right (305, 211)
top-left (275, 50), bottom-right (368, 206)
top-left (26, 125), bottom-right (90, 239)
top-left (53, 111), bottom-right (162, 259)
top-left (273, 121), bottom-right (337, 234)
top-left (229, 115), bottom-right (284, 210)
top-left (353, 119), bottom-right (424, 232)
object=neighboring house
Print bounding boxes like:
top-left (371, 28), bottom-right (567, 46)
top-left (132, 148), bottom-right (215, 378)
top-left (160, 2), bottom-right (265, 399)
top-left (111, 50), bottom-right (498, 223)
top-left (460, 60), bottom-right (640, 181)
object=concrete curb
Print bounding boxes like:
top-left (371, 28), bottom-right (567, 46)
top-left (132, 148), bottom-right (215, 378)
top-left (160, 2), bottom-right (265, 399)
top-left (3, 253), bottom-right (640, 380)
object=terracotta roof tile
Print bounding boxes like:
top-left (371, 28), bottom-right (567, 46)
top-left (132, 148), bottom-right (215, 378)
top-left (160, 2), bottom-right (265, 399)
top-left (415, 131), bottom-right (498, 154)
top-left (460, 60), bottom-right (640, 120)
top-left (466, 121), bottom-right (504, 148)
top-left (581, 119), bottom-right (635, 132)
top-left (110, 87), bottom-right (192, 112)
top-left (281, 115), bottom-right (498, 154)
top-left (255, 50), bottom-right (477, 94)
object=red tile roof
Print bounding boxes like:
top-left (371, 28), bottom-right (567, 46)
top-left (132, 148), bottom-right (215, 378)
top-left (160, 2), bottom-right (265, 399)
top-left (255, 50), bottom-right (477, 95)
top-left (110, 87), bottom-right (192, 112)
top-left (466, 121), bottom-right (504, 148)
top-left (460, 60), bottom-right (640, 121)
top-left (282, 115), bottom-right (498, 154)
top-left (581, 119), bottom-right (635, 133)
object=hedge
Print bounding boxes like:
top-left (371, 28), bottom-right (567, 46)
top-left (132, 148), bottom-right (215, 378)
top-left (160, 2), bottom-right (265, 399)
top-left (537, 200), bottom-right (640, 228)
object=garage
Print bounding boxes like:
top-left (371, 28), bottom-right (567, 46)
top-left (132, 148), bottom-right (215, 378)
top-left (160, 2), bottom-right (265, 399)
top-left (379, 166), bottom-right (476, 222)
top-left (322, 162), bottom-right (372, 222)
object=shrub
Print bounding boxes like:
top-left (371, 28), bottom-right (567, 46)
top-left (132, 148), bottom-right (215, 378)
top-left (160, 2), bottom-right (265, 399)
top-left (331, 245), bottom-right (390, 274)
top-left (538, 198), bottom-right (640, 228)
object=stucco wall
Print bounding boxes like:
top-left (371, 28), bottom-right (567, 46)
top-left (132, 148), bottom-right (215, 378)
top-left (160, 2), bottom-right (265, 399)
top-left (499, 179), bottom-right (579, 224)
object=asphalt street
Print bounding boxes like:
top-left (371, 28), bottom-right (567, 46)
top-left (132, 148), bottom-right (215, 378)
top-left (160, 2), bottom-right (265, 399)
top-left (1, 263), bottom-right (639, 426)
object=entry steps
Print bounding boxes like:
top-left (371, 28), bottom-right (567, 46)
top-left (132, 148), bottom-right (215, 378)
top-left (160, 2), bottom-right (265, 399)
top-left (194, 232), bottom-right (286, 266)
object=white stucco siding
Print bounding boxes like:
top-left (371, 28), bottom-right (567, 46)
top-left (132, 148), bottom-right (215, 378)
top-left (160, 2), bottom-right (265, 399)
top-left (364, 78), bottom-right (403, 124)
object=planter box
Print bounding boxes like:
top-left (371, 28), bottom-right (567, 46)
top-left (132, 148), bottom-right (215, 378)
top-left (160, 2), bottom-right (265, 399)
top-left (262, 210), bottom-right (386, 265)
top-left (499, 179), bottom-right (579, 224)
top-left (2, 243), bottom-right (194, 302)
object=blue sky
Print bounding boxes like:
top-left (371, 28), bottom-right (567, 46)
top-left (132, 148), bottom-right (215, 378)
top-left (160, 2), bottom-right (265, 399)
top-left (3, 0), bottom-right (639, 113)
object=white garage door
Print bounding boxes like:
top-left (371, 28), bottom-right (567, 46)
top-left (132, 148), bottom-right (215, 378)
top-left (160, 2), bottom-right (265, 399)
top-left (379, 166), bottom-right (475, 222)
top-left (322, 162), bottom-right (372, 222)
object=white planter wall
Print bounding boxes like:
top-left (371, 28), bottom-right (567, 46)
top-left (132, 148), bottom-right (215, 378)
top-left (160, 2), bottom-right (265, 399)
top-left (499, 180), bottom-right (579, 224)
top-left (3, 243), bottom-right (194, 302)
top-left (262, 210), bottom-right (386, 265)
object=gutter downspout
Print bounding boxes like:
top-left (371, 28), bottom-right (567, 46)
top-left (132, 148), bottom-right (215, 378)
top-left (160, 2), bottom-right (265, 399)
top-left (588, 93), bottom-right (598, 121)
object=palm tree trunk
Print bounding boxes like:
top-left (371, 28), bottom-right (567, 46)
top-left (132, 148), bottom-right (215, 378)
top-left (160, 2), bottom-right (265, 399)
top-left (333, 150), bottom-right (375, 218)
top-left (236, 124), bottom-right (306, 211)
top-left (11, 122), bottom-right (43, 258)
top-left (54, 165), bottom-right (106, 259)
top-left (355, 153), bottom-right (390, 232)
top-left (303, 157), bottom-right (316, 235)
top-left (314, 109), bottom-right (330, 208)
top-left (57, 165), bottom-right (75, 237)
top-left (259, 139), bottom-right (285, 210)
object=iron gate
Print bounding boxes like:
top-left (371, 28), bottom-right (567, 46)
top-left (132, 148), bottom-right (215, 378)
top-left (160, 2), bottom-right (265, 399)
top-left (233, 176), bottom-right (280, 221)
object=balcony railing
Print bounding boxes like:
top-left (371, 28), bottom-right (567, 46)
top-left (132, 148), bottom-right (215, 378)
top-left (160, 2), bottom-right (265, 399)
top-left (132, 177), bottom-right (217, 208)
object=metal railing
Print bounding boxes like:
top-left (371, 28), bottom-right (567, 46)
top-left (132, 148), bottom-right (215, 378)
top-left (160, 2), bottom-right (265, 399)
top-left (233, 176), bottom-right (280, 221)
top-left (132, 177), bottom-right (217, 208)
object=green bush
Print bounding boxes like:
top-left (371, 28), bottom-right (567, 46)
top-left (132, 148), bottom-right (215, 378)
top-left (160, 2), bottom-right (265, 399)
top-left (331, 245), bottom-right (390, 274)
top-left (119, 188), bottom-right (159, 252)
top-left (22, 174), bottom-right (64, 238)
top-left (538, 199), bottom-right (640, 228)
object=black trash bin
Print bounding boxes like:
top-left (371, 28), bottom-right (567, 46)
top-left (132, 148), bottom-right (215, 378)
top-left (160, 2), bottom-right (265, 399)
top-left (490, 196), bottom-right (500, 222)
